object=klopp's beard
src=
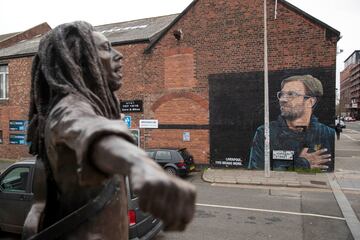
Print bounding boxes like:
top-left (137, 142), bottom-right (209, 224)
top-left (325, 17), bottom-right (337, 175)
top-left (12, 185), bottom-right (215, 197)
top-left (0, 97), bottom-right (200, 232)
top-left (280, 104), bottom-right (305, 121)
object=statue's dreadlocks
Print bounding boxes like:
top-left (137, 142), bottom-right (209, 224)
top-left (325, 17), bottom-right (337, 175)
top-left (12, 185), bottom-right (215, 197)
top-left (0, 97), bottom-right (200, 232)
top-left (27, 21), bottom-right (120, 158)
top-left (25, 21), bottom-right (121, 228)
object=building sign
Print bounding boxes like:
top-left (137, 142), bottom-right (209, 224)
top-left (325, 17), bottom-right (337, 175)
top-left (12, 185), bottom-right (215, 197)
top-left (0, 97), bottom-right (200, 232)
top-left (9, 134), bottom-right (27, 145)
top-left (9, 120), bottom-right (28, 131)
top-left (272, 150), bottom-right (294, 160)
top-left (139, 119), bottom-right (158, 128)
top-left (183, 132), bottom-right (190, 141)
top-left (214, 157), bottom-right (243, 167)
top-left (123, 116), bottom-right (131, 128)
top-left (120, 100), bottom-right (143, 112)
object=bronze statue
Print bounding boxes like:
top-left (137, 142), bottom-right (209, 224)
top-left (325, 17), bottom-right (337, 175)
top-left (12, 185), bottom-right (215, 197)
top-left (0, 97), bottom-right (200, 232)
top-left (23, 21), bottom-right (196, 240)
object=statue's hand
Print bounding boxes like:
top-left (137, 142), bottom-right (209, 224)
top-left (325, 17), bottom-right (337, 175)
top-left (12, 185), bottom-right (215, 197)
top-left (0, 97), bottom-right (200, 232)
top-left (131, 160), bottom-right (196, 231)
top-left (91, 135), bottom-right (196, 230)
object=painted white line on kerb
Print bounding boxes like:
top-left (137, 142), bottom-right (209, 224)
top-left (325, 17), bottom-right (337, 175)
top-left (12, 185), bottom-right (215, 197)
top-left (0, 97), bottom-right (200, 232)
top-left (196, 203), bottom-right (345, 221)
top-left (327, 173), bottom-right (360, 240)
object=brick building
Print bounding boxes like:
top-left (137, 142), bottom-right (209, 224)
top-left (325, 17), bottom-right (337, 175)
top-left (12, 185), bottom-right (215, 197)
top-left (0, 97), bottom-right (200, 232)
top-left (0, 0), bottom-right (339, 167)
top-left (340, 50), bottom-right (360, 119)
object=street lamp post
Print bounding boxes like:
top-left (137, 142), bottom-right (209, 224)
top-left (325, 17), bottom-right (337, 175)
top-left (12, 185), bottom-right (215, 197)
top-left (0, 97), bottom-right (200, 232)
top-left (264, 0), bottom-right (270, 177)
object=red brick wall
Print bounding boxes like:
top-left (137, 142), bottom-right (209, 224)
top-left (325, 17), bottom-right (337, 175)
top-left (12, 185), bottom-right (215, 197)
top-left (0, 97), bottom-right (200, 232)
top-left (137, 0), bottom-right (337, 165)
top-left (164, 47), bottom-right (196, 89)
top-left (0, 0), bottom-right (337, 164)
top-left (146, 129), bottom-right (209, 165)
top-left (114, 43), bottom-right (148, 131)
top-left (0, 57), bottom-right (33, 159)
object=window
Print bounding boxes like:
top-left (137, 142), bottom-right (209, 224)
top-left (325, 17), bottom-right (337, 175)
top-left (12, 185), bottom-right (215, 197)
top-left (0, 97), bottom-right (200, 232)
top-left (146, 150), bottom-right (156, 159)
top-left (0, 167), bottom-right (30, 193)
top-left (0, 65), bottom-right (9, 100)
top-left (0, 130), bottom-right (3, 144)
top-left (155, 151), bottom-right (172, 161)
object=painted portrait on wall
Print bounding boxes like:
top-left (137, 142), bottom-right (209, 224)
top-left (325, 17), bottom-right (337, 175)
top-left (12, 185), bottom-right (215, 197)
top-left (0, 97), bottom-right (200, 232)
top-left (247, 75), bottom-right (335, 171)
top-left (209, 68), bottom-right (335, 172)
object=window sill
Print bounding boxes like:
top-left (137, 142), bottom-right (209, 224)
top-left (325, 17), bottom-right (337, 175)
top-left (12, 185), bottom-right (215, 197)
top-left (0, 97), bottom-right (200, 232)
top-left (0, 98), bottom-right (9, 104)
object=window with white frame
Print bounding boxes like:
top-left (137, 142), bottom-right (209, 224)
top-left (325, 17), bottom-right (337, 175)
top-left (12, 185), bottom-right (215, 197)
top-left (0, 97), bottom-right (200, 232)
top-left (0, 65), bottom-right (9, 100)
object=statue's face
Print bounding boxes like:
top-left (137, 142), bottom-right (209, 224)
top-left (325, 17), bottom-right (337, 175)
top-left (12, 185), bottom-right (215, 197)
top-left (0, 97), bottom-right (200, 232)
top-left (92, 31), bottom-right (123, 91)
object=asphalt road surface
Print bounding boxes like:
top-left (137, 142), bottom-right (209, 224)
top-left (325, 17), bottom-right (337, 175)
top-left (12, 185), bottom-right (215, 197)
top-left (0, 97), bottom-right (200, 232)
top-left (155, 172), bottom-right (353, 240)
top-left (1, 121), bottom-right (359, 240)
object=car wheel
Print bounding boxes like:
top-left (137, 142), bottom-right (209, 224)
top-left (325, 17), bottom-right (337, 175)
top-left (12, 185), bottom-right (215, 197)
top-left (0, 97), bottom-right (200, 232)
top-left (165, 167), bottom-right (177, 176)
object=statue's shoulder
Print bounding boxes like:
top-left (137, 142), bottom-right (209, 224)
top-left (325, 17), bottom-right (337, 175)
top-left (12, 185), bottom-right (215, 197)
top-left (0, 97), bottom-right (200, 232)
top-left (54, 94), bottom-right (92, 111)
top-left (49, 94), bottom-right (95, 121)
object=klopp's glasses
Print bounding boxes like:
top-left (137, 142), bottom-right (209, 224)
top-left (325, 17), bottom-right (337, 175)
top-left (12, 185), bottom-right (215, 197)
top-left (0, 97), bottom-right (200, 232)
top-left (277, 91), bottom-right (311, 100)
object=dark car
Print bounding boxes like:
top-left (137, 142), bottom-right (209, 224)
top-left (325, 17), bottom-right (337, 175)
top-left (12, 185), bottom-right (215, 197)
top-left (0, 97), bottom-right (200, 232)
top-left (145, 148), bottom-right (195, 177)
top-left (0, 159), bottom-right (163, 239)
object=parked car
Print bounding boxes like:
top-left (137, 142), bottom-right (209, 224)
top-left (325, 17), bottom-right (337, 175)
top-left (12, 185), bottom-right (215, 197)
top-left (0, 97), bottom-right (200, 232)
top-left (145, 148), bottom-right (195, 177)
top-left (344, 116), bottom-right (356, 122)
top-left (0, 159), bottom-right (163, 239)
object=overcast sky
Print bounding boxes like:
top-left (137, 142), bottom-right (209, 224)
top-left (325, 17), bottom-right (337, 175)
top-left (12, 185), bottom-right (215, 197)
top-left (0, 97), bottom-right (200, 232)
top-left (0, 0), bottom-right (359, 86)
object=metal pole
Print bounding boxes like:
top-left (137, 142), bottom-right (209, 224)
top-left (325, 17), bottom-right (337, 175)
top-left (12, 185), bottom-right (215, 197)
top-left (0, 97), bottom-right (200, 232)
top-left (264, 0), bottom-right (271, 177)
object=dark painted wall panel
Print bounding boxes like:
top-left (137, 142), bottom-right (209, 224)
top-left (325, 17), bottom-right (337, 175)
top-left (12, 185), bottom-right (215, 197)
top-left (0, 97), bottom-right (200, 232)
top-left (209, 67), bottom-right (336, 170)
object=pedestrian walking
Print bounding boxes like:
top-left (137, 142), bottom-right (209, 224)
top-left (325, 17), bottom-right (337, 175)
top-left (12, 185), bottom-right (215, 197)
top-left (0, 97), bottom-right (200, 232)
top-left (335, 122), bottom-right (342, 140)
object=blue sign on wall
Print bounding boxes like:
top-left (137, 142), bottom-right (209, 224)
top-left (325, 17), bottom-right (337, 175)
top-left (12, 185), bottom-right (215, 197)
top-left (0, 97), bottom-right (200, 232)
top-left (123, 116), bottom-right (131, 128)
top-left (9, 134), bottom-right (27, 145)
top-left (9, 120), bottom-right (28, 131)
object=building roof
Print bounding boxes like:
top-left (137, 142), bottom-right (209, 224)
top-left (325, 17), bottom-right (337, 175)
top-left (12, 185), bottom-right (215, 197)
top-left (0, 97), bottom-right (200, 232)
top-left (0, 32), bottom-right (19, 43)
top-left (344, 50), bottom-right (360, 63)
top-left (0, 14), bottom-right (178, 60)
top-left (96, 14), bottom-right (178, 45)
top-left (145, 0), bottom-right (340, 53)
top-left (0, 0), bottom-right (340, 59)
top-left (0, 35), bottom-right (43, 60)
top-left (279, 0), bottom-right (340, 38)
top-left (144, 0), bottom-right (199, 53)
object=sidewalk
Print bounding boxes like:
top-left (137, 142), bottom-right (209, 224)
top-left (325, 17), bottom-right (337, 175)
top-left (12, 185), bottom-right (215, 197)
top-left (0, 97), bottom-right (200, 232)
top-left (202, 168), bottom-right (360, 190)
top-left (203, 125), bottom-right (360, 190)
top-left (203, 168), bottom-right (337, 189)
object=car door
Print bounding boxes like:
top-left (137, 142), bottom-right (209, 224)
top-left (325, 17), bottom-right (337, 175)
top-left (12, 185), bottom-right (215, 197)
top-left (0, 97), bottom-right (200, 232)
top-left (0, 164), bottom-right (34, 234)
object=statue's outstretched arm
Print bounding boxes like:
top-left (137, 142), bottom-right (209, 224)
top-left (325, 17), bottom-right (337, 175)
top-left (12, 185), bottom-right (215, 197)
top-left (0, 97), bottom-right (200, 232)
top-left (91, 135), bottom-right (196, 231)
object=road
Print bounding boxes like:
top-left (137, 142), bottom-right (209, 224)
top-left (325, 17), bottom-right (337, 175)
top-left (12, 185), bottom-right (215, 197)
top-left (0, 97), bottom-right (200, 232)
top-left (155, 172), bottom-right (353, 240)
top-left (156, 122), bottom-right (360, 240)
top-left (335, 121), bottom-right (360, 227)
top-left (1, 122), bottom-right (359, 240)
top-left (344, 121), bottom-right (360, 132)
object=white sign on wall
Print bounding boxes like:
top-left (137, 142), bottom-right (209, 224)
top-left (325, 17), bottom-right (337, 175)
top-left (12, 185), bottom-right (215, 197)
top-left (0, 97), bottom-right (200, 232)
top-left (272, 150), bottom-right (294, 160)
top-left (183, 132), bottom-right (190, 141)
top-left (139, 119), bottom-right (158, 128)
